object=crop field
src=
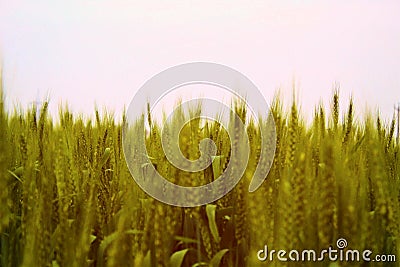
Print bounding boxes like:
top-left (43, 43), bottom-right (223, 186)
top-left (0, 82), bottom-right (399, 266)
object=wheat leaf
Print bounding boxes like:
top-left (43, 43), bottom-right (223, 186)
top-left (209, 249), bottom-right (229, 267)
top-left (169, 248), bottom-right (190, 267)
top-left (206, 204), bottom-right (221, 243)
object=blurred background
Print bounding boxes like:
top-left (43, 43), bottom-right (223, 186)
top-left (0, 0), bottom-right (399, 123)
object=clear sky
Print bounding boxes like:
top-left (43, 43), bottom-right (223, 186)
top-left (1, 1), bottom-right (399, 123)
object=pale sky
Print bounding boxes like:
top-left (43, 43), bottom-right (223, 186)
top-left (1, 1), bottom-right (399, 123)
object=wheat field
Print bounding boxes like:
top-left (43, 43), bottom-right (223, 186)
top-left (0, 81), bottom-right (399, 266)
